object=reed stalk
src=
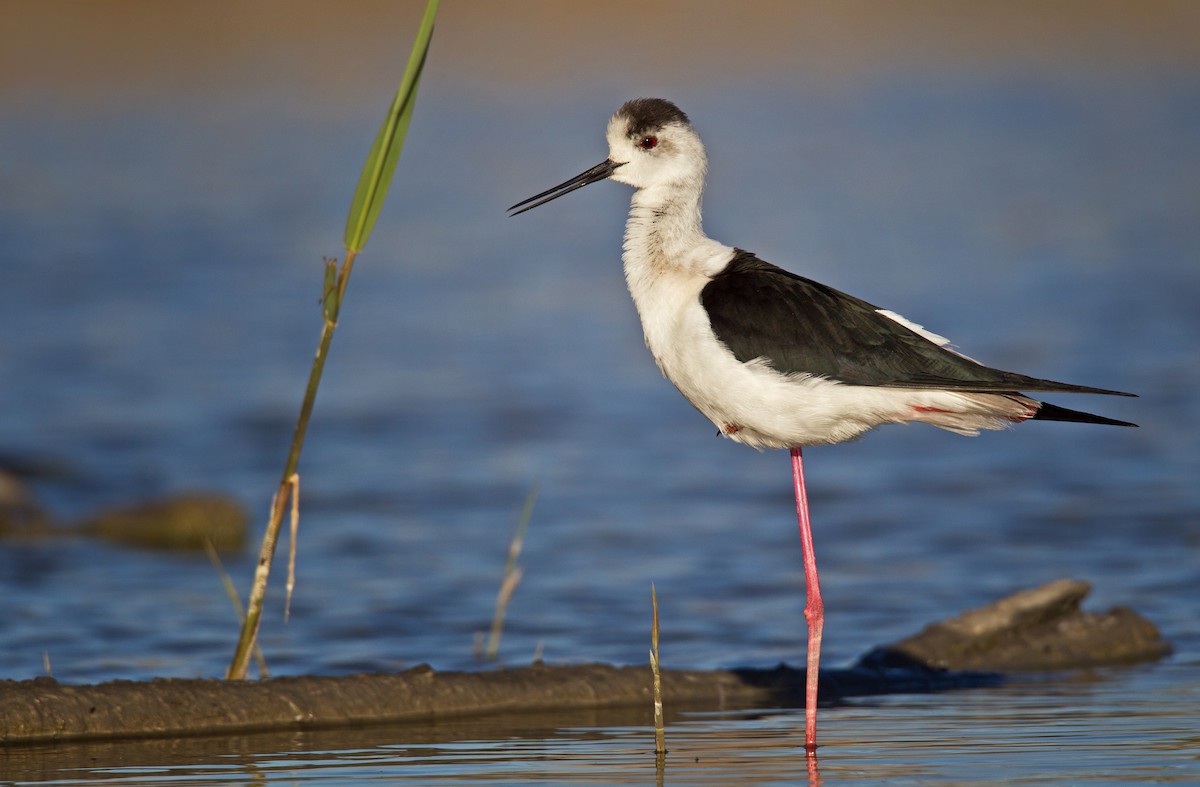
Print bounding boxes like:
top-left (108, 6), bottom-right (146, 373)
top-left (226, 0), bottom-right (439, 680)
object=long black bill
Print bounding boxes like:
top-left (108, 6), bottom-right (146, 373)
top-left (508, 159), bottom-right (622, 216)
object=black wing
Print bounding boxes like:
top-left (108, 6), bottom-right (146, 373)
top-left (701, 250), bottom-right (1133, 396)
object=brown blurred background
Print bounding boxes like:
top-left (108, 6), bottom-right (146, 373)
top-left (4, 1), bottom-right (1198, 104)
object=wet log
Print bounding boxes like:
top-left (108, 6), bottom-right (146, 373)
top-left (0, 579), bottom-right (1169, 744)
top-left (863, 578), bottom-right (1171, 671)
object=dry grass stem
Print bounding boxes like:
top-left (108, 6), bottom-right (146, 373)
top-left (651, 583), bottom-right (666, 754)
top-left (486, 483), bottom-right (538, 660)
top-left (284, 473), bottom-right (300, 622)
top-left (205, 538), bottom-right (269, 678)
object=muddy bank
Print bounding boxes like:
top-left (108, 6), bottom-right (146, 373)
top-left (0, 579), bottom-right (1169, 745)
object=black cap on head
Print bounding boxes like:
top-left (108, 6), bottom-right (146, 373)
top-left (615, 98), bottom-right (690, 136)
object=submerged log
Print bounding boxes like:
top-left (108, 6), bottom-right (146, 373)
top-left (864, 578), bottom-right (1171, 671)
top-left (0, 579), bottom-right (1169, 744)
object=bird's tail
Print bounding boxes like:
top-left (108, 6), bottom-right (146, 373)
top-left (1033, 401), bottom-right (1137, 428)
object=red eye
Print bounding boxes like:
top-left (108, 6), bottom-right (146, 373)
top-left (639, 135), bottom-right (658, 150)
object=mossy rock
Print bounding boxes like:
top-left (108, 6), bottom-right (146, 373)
top-left (82, 492), bottom-right (248, 551)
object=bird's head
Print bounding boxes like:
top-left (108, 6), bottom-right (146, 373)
top-left (605, 98), bottom-right (707, 192)
top-left (509, 98), bottom-right (706, 216)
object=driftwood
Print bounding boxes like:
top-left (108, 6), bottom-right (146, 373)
top-left (0, 578), bottom-right (1169, 744)
top-left (867, 578), bottom-right (1169, 671)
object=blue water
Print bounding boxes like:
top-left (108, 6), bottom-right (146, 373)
top-left (2, 66), bottom-right (1198, 783)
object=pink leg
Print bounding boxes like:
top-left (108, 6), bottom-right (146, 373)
top-left (791, 447), bottom-right (824, 753)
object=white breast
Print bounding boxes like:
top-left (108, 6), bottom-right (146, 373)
top-left (623, 245), bottom-right (871, 448)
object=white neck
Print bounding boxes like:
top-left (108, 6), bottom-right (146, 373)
top-left (617, 177), bottom-right (737, 393)
top-left (621, 180), bottom-right (729, 283)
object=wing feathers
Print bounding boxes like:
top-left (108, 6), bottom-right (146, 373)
top-left (700, 250), bottom-right (1135, 397)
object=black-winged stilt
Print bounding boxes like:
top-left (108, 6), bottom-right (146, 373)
top-left (509, 97), bottom-right (1136, 752)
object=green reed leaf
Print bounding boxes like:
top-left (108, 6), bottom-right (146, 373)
top-left (343, 0), bottom-right (438, 253)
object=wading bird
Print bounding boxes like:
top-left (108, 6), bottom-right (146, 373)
top-left (509, 98), bottom-right (1135, 752)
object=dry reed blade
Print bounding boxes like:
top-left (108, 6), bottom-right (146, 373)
top-left (651, 583), bottom-right (666, 754)
top-left (284, 473), bottom-right (300, 622)
top-left (205, 538), bottom-right (269, 678)
top-left (486, 482), bottom-right (538, 660)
